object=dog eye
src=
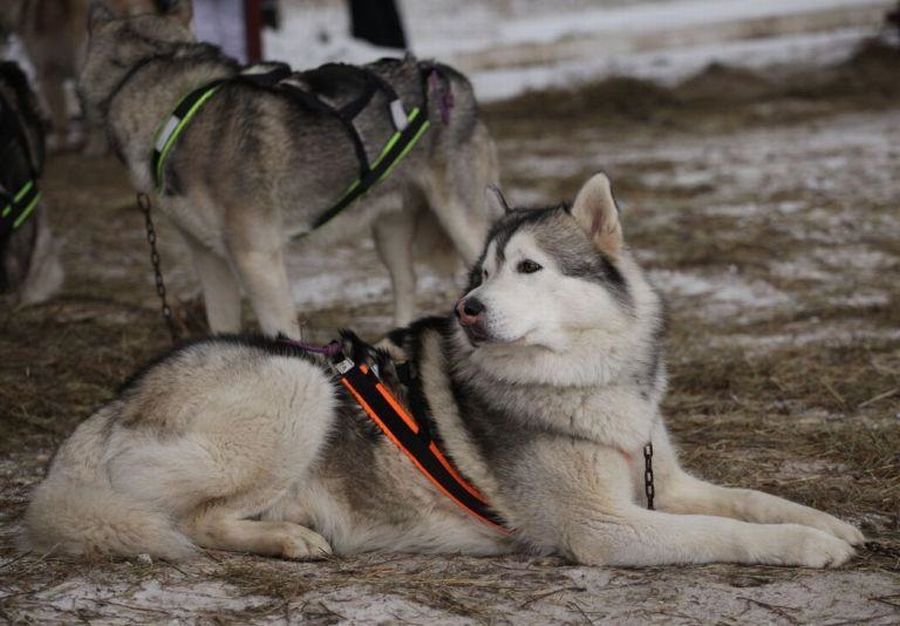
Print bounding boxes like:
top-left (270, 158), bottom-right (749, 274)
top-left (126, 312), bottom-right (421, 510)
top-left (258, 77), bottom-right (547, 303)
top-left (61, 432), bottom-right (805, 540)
top-left (482, 268), bottom-right (489, 279)
top-left (517, 260), bottom-right (542, 274)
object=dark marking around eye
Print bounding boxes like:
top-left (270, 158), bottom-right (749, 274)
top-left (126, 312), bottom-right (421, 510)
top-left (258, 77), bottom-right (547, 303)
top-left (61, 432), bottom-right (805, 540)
top-left (517, 260), bottom-right (542, 274)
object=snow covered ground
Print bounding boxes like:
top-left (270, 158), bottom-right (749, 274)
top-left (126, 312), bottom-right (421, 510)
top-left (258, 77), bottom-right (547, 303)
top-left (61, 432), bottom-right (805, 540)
top-left (265, 0), bottom-right (895, 99)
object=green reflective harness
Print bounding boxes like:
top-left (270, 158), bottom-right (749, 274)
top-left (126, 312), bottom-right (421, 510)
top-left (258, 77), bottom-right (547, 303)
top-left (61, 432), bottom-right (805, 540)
top-left (0, 180), bottom-right (41, 234)
top-left (0, 92), bottom-right (41, 241)
top-left (150, 63), bottom-right (431, 235)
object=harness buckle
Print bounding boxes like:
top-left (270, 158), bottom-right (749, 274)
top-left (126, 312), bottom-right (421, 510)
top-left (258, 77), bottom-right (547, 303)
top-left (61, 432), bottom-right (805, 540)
top-left (332, 357), bottom-right (355, 375)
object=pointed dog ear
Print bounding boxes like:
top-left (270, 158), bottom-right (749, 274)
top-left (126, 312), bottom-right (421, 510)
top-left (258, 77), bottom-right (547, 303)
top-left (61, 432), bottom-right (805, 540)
top-left (88, 1), bottom-right (115, 33)
top-left (570, 173), bottom-right (623, 255)
top-left (164, 0), bottom-right (193, 27)
top-left (485, 184), bottom-right (511, 217)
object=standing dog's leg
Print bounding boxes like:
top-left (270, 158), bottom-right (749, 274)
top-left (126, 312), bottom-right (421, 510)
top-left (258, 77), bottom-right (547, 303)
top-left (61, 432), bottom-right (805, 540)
top-left (424, 121), bottom-right (501, 264)
top-left (649, 430), bottom-right (864, 546)
top-left (373, 205), bottom-right (417, 328)
top-left (41, 67), bottom-right (70, 152)
top-left (187, 239), bottom-right (242, 333)
top-left (229, 244), bottom-right (299, 338)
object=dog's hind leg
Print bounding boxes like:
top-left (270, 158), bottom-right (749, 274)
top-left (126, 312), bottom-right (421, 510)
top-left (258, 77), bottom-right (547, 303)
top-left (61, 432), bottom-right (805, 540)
top-left (187, 239), bottom-right (242, 333)
top-left (373, 201), bottom-right (418, 327)
top-left (423, 121), bottom-right (501, 264)
top-left (184, 512), bottom-right (332, 560)
top-left (648, 430), bottom-right (864, 546)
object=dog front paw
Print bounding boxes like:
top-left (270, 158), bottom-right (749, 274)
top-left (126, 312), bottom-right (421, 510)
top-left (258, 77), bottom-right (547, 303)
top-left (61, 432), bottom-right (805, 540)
top-left (778, 525), bottom-right (856, 568)
top-left (807, 513), bottom-right (865, 547)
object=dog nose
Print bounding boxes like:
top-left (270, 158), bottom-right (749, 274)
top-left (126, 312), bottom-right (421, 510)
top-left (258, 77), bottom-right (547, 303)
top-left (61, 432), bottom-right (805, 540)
top-left (456, 297), bottom-right (485, 326)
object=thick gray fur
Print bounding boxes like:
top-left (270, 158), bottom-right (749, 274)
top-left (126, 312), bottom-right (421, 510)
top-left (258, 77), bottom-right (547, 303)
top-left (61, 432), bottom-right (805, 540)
top-left (79, 6), bottom-right (501, 335)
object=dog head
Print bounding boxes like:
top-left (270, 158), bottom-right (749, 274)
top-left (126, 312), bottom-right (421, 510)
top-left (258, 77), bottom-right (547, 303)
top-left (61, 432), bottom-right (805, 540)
top-left (80, 0), bottom-right (194, 122)
top-left (455, 174), bottom-right (663, 387)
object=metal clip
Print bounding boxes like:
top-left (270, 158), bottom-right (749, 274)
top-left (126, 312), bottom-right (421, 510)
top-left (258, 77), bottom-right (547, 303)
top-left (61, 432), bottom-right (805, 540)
top-left (332, 357), bottom-right (355, 375)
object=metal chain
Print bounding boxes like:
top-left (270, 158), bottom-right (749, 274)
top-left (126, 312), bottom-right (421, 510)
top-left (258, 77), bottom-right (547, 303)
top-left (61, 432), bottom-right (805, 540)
top-left (137, 192), bottom-right (178, 343)
top-left (643, 442), bottom-right (655, 510)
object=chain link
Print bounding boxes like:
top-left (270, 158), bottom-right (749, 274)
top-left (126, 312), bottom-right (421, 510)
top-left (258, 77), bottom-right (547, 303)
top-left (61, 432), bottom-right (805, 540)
top-left (643, 442), bottom-right (655, 510)
top-left (137, 193), bottom-right (178, 343)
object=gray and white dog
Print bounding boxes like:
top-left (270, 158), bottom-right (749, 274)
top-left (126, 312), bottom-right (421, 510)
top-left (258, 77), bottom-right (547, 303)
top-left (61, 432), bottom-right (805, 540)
top-left (79, 1), bottom-right (500, 336)
top-left (0, 61), bottom-right (63, 305)
top-left (25, 174), bottom-right (863, 567)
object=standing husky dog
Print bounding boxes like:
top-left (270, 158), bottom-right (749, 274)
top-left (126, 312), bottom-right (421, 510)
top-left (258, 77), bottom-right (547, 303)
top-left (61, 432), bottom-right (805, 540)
top-left (79, 2), bottom-right (500, 336)
top-left (25, 174), bottom-right (863, 567)
top-left (0, 61), bottom-right (63, 305)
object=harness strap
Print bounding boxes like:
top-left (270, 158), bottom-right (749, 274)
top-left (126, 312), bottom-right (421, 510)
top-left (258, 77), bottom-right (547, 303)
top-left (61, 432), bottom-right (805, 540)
top-left (0, 92), bottom-right (41, 239)
top-left (0, 180), bottom-right (41, 239)
top-left (306, 106), bottom-right (429, 232)
top-left (278, 79), bottom-right (373, 178)
top-left (152, 80), bottom-right (225, 193)
top-left (332, 352), bottom-right (508, 532)
top-left (150, 62), bottom-right (432, 230)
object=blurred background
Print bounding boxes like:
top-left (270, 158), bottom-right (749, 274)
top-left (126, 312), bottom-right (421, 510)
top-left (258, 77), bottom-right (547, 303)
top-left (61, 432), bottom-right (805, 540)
top-left (266, 0), bottom-right (898, 100)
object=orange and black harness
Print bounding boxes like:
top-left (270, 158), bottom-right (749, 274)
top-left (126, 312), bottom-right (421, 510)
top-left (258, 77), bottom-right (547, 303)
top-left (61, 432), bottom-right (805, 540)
top-left (288, 338), bottom-right (508, 533)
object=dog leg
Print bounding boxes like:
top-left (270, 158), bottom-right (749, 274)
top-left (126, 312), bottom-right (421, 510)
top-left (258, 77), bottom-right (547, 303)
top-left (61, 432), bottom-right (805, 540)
top-left (184, 513), bottom-right (332, 560)
top-left (567, 505), bottom-right (856, 568)
top-left (373, 208), bottom-right (417, 327)
top-left (422, 120), bottom-right (501, 264)
top-left (229, 244), bottom-right (299, 338)
top-left (425, 194), bottom-right (490, 265)
top-left (41, 68), bottom-right (69, 153)
top-left (188, 241), bottom-right (242, 333)
top-left (520, 441), bottom-right (855, 568)
top-left (648, 430), bottom-right (864, 546)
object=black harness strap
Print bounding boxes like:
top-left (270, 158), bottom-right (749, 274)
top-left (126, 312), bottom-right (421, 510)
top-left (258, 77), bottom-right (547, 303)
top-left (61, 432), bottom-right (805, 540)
top-left (331, 350), bottom-right (508, 532)
top-left (310, 106), bottom-right (428, 230)
top-left (150, 61), bottom-right (433, 231)
top-left (0, 90), bottom-right (41, 241)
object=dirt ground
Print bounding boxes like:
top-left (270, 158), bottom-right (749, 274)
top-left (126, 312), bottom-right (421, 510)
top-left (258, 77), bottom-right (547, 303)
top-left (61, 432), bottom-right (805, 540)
top-left (1, 42), bottom-right (899, 624)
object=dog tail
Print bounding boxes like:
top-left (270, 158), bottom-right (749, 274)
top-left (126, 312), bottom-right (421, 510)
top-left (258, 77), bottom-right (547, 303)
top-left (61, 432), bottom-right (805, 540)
top-left (23, 476), bottom-right (195, 560)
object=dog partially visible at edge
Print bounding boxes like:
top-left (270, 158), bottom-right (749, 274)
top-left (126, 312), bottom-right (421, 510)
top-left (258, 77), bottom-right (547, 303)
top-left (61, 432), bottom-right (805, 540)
top-left (79, 2), bottom-right (501, 336)
top-left (0, 61), bottom-right (63, 305)
top-left (0, 0), bottom-right (162, 153)
top-left (24, 173), bottom-right (863, 567)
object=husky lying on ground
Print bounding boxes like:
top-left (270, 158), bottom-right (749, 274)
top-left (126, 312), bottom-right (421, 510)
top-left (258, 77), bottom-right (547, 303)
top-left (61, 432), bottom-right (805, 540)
top-left (24, 174), bottom-right (863, 567)
top-left (79, 2), bottom-right (499, 335)
top-left (0, 61), bottom-right (63, 305)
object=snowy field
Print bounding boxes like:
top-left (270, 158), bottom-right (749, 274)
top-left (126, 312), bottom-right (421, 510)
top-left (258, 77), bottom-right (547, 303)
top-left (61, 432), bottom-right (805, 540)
top-left (1, 3), bottom-right (899, 624)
